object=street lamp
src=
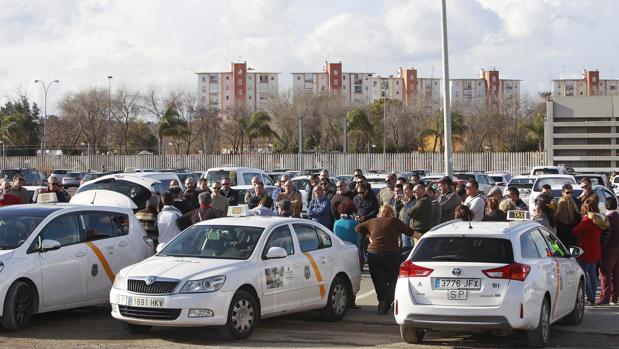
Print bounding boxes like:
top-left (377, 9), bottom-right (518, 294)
top-left (108, 76), bottom-right (113, 153)
top-left (383, 78), bottom-right (387, 154)
top-left (34, 79), bottom-right (60, 156)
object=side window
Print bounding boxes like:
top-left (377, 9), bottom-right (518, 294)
top-left (293, 224), bottom-right (321, 252)
top-left (520, 231), bottom-right (540, 259)
top-left (263, 225), bottom-right (294, 257)
top-left (316, 227), bottom-right (332, 248)
top-left (539, 229), bottom-right (570, 257)
top-left (82, 212), bottom-right (116, 241)
top-left (486, 176), bottom-right (495, 185)
top-left (530, 229), bottom-right (551, 258)
top-left (40, 214), bottom-right (81, 247)
top-left (110, 213), bottom-right (130, 236)
top-left (478, 175), bottom-right (488, 185)
top-left (242, 173), bottom-right (260, 184)
top-left (262, 175), bottom-right (274, 186)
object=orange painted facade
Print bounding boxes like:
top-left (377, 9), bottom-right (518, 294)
top-left (584, 70), bottom-right (600, 96)
top-left (232, 62), bottom-right (247, 104)
top-left (326, 62), bottom-right (343, 93)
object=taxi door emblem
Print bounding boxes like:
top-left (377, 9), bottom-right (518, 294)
top-left (451, 267), bottom-right (462, 276)
top-left (304, 265), bottom-right (311, 279)
top-left (145, 276), bottom-right (156, 286)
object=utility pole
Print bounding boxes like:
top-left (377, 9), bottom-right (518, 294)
top-left (298, 111), bottom-right (304, 171)
top-left (441, 0), bottom-right (453, 176)
top-left (383, 79), bottom-right (387, 154)
top-left (34, 79), bottom-right (60, 159)
top-left (108, 76), bottom-right (113, 154)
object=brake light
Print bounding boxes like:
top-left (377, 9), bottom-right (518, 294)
top-left (482, 263), bottom-right (531, 281)
top-left (399, 260), bottom-right (433, 278)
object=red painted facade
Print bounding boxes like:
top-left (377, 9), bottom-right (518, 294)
top-left (401, 68), bottom-right (418, 106)
top-left (326, 62), bottom-right (343, 93)
top-left (584, 70), bottom-right (600, 96)
top-left (231, 62), bottom-right (247, 104)
top-left (484, 70), bottom-right (500, 100)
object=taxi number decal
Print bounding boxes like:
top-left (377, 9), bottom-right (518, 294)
top-left (86, 242), bottom-right (115, 283)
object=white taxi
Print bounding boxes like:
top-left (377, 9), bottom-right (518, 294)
top-left (0, 203), bottom-right (154, 331)
top-left (110, 216), bottom-right (361, 339)
top-left (394, 220), bottom-right (585, 347)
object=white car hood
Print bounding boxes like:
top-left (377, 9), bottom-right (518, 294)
top-left (125, 256), bottom-right (245, 280)
top-left (70, 189), bottom-right (137, 209)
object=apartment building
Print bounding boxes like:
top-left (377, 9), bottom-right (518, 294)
top-left (545, 95), bottom-right (619, 171)
top-left (371, 67), bottom-right (442, 112)
top-left (291, 62), bottom-right (373, 104)
top-left (553, 69), bottom-right (619, 97)
top-left (450, 69), bottom-right (521, 111)
top-left (196, 62), bottom-right (279, 117)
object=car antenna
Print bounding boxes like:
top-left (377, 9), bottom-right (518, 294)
top-left (468, 216), bottom-right (473, 229)
top-left (90, 191), bottom-right (97, 205)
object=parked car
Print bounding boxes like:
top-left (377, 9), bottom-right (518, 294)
top-left (395, 220), bottom-right (585, 347)
top-left (49, 169), bottom-right (72, 182)
top-left (80, 172), bottom-right (116, 186)
top-left (487, 172), bottom-right (513, 187)
top-left (530, 166), bottom-right (574, 176)
top-left (62, 171), bottom-right (87, 188)
top-left (204, 167), bottom-right (274, 187)
top-left (453, 172), bottom-right (497, 195)
top-left (0, 203), bottom-right (154, 330)
top-left (528, 175), bottom-right (576, 214)
top-left (110, 216), bottom-right (361, 338)
top-left (503, 176), bottom-right (537, 203)
top-left (75, 173), bottom-right (171, 209)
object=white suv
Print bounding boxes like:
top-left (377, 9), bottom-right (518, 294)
top-left (395, 220), bottom-right (585, 347)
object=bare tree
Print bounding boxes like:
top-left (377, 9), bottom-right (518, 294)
top-left (111, 87), bottom-right (141, 154)
top-left (60, 88), bottom-right (109, 153)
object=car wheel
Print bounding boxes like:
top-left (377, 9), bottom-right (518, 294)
top-left (2, 281), bottom-right (35, 331)
top-left (400, 325), bottom-right (425, 343)
top-left (225, 290), bottom-right (258, 339)
top-left (121, 322), bottom-right (152, 334)
top-left (526, 297), bottom-right (550, 348)
top-left (564, 280), bottom-right (585, 325)
top-left (320, 276), bottom-right (349, 322)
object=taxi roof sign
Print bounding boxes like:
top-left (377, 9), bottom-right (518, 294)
top-left (37, 192), bottom-right (58, 204)
top-left (507, 210), bottom-right (530, 221)
top-left (227, 205), bottom-right (248, 217)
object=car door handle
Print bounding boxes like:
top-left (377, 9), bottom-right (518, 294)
top-left (118, 241), bottom-right (128, 247)
top-left (327, 256), bottom-right (334, 261)
top-left (76, 251), bottom-right (86, 257)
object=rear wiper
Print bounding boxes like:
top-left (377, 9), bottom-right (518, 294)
top-left (431, 255), bottom-right (461, 261)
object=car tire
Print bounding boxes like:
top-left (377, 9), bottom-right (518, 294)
top-left (526, 297), bottom-right (550, 348)
top-left (564, 280), bottom-right (585, 325)
top-left (2, 281), bottom-right (35, 331)
top-left (225, 290), bottom-right (259, 339)
top-left (121, 322), bottom-right (152, 334)
top-left (320, 276), bottom-right (349, 322)
top-left (400, 325), bottom-right (425, 343)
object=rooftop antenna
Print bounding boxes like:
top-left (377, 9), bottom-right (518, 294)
top-left (468, 215), bottom-right (473, 229)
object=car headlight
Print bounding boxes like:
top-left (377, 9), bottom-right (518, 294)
top-left (180, 275), bottom-right (226, 293)
top-left (112, 272), bottom-right (126, 290)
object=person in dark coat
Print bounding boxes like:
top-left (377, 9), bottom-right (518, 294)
top-left (246, 182), bottom-right (266, 209)
top-left (176, 192), bottom-right (225, 231)
top-left (331, 180), bottom-right (355, 220)
top-left (220, 177), bottom-right (239, 206)
top-left (353, 182), bottom-right (379, 223)
top-left (182, 177), bottom-right (200, 209)
top-left (407, 184), bottom-right (433, 240)
top-left (554, 184), bottom-right (581, 247)
top-left (483, 197), bottom-right (507, 222)
top-left (169, 186), bottom-right (192, 214)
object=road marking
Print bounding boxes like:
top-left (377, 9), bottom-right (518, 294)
top-left (357, 289), bottom-right (376, 299)
top-left (86, 242), bottom-right (115, 282)
top-left (303, 252), bottom-right (326, 298)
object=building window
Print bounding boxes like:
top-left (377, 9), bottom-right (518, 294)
top-left (260, 75), bottom-right (268, 83)
top-left (248, 75), bottom-right (252, 80)
top-left (238, 79), bottom-right (243, 86)
top-left (202, 87), bottom-right (206, 93)
top-left (249, 95), bottom-right (252, 100)
top-left (238, 69), bottom-right (243, 74)
top-left (209, 75), bottom-right (218, 83)
top-left (297, 76), bottom-right (301, 80)
top-left (373, 81), bottom-right (377, 87)
top-left (343, 75), bottom-right (346, 80)
top-left (226, 76), bottom-right (229, 80)
top-left (226, 96), bottom-right (229, 100)
top-left (334, 70), bottom-right (339, 76)
top-left (354, 85), bottom-right (362, 94)
top-left (226, 85), bottom-right (229, 90)
top-left (238, 91), bottom-right (243, 97)
top-left (202, 76), bottom-right (206, 82)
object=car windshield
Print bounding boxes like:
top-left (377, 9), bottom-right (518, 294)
top-left (574, 176), bottom-right (603, 187)
top-left (533, 177), bottom-right (575, 191)
top-left (532, 168), bottom-right (559, 175)
top-left (411, 237), bottom-right (514, 263)
top-left (0, 215), bottom-right (46, 249)
top-left (454, 173), bottom-right (476, 181)
top-left (76, 178), bottom-right (152, 209)
top-left (52, 170), bottom-right (68, 175)
top-left (0, 170), bottom-right (20, 180)
top-left (161, 225), bottom-right (264, 260)
top-left (206, 170), bottom-right (237, 186)
top-left (490, 176), bottom-right (505, 183)
top-left (508, 178), bottom-right (536, 189)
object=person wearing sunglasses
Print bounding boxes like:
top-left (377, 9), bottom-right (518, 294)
top-left (554, 183), bottom-right (581, 247)
top-left (578, 177), bottom-right (594, 206)
top-left (220, 177), bottom-right (239, 206)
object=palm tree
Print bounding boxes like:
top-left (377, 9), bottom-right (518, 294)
top-left (526, 112), bottom-right (545, 152)
top-left (240, 111), bottom-right (279, 152)
top-left (158, 107), bottom-right (187, 154)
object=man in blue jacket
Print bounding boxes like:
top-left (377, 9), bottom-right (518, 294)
top-left (308, 185), bottom-right (333, 229)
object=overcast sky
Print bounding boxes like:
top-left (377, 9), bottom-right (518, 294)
top-left (2, 0), bottom-right (618, 115)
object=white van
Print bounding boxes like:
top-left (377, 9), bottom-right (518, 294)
top-left (530, 166), bottom-right (574, 176)
top-left (203, 167), bottom-right (274, 187)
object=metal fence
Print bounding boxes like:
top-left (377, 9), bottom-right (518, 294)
top-left (1, 152), bottom-right (547, 175)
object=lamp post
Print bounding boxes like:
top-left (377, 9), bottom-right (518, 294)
top-left (108, 76), bottom-right (113, 153)
top-left (383, 78), bottom-right (387, 154)
top-left (440, 0), bottom-right (453, 176)
top-left (34, 79), bottom-right (60, 157)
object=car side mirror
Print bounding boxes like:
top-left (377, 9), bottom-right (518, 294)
top-left (41, 239), bottom-right (61, 252)
top-left (265, 246), bottom-right (287, 259)
top-left (156, 243), bottom-right (167, 253)
top-left (569, 246), bottom-right (584, 258)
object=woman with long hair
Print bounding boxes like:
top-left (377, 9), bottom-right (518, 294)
top-left (554, 184), bottom-right (581, 247)
top-left (454, 204), bottom-right (474, 221)
top-left (533, 201), bottom-right (556, 233)
top-left (483, 197), bottom-right (506, 221)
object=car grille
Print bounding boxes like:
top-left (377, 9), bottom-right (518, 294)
top-left (127, 279), bottom-right (179, 294)
top-left (118, 306), bottom-right (181, 320)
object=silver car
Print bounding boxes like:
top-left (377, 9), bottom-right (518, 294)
top-left (61, 172), bottom-right (86, 188)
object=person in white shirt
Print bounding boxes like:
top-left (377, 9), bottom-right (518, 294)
top-left (464, 180), bottom-right (485, 221)
top-left (248, 197), bottom-right (276, 216)
top-left (157, 192), bottom-right (182, 244)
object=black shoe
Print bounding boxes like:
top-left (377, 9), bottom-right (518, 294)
top-left (377, 302), bottom-right (388, 315)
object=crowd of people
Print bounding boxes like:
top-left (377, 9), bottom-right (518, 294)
top-left (1, 169), bottom-right (618, 313)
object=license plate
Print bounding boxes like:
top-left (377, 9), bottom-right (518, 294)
top-left (115, 294), bottom-right (166, 308)
top-left (435, 278), bottom-right (481, 290)
top-left (447, 290), bottom-right (467, 300)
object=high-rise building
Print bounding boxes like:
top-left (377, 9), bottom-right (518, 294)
top-left (196, 62), bottom-right (279, 118)
top-left (291, 62), bottom-right (373, 104)
top-left (553, 69), bottom-right (619, 97)
top-left (450, 69), bottom-right (521, 110)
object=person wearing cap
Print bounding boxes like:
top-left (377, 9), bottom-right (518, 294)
top-left (176, 192), bottom-right (225, 231)
top-left (9, 174), bottom-right (30, 204)
top-left (276, 199), bottom-right (293, 217)
top-left (35, 176), bottom-right (70, 203)
top-left (436, 176), bottom-right (459, 223)
top-left (377, 173), bottom-right (397, 208)
top-left (210, 181), bottom-right (229, 214)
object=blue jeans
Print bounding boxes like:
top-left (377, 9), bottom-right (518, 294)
top-left (579, 261), bottom-right (598, 302)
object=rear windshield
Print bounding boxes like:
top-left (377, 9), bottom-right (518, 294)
top-left (454, 174), bottom-right (475, 181)
top-left (532, 168), bottom-right (559, 175)
top-left (508, 178), bottom-right (535, 189)
top-left (411, 237), bottom-right (514, 263)
top-left (206, 170), bottom-right (237, 186)
top-left (75, 179), bottom-right (152, 209)
top-left (533, 177), bottom-right (575, 191)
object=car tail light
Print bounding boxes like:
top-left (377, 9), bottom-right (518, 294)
top-left (482, 263), bottom-right (531, 281)
top-left (399, 260), bottom-right (433, 278)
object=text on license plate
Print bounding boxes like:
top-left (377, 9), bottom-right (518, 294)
top-left (447, 290), bottom-right (467, 300)
top-left (435, 278), bottom-right (481, 290)
top-left (115, 295), bottom-right (165, 308)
